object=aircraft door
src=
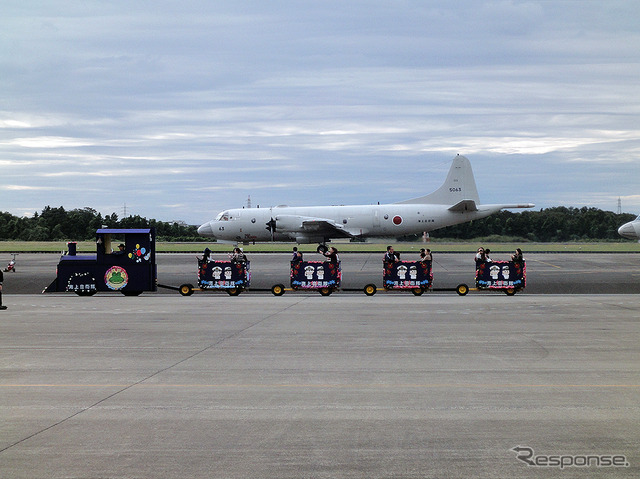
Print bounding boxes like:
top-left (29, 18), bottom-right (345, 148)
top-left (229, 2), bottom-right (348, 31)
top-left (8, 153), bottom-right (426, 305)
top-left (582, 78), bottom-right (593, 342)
top-left (373, 208), bottom-right (381, 228)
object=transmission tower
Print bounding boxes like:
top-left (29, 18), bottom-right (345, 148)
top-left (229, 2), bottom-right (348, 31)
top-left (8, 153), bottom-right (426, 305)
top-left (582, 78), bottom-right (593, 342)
top-left (617, 197), bottom-right (622, 214)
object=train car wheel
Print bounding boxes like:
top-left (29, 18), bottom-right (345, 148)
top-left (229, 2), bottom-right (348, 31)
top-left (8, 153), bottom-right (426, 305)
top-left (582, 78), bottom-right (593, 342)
top-left (227, 288), bottom-right (241, 296)
top-left (179, 284), bottom-right (194, 296)
top-left (363, 284), bottom-right (377, 296)
top-left (456, 284), bottom-right (469, 296)
top-left (505, 288), bottom-right (516, 296)
top-left (412, 287), bottom-right (424, 296)
top-left (271, 284), bottom-right (285, 296)
top-left (319, 287), bottom-right (332, 296)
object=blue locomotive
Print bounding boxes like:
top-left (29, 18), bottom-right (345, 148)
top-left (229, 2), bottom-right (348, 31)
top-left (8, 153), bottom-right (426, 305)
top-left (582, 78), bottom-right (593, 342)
top-left (43, 228), bottom-right (157, 296)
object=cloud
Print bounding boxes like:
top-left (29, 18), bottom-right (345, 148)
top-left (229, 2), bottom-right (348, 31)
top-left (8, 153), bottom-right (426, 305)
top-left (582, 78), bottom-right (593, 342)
top-left (1, 184), bottom-right (63, 191)
top-left (4, 137), bottom-right (96, 148)
top-left (1, 1), bottom-right (640, 222)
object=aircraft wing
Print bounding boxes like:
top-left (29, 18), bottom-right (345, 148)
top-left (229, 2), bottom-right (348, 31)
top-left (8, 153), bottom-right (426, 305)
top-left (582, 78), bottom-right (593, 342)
top-left (298, 218), bottom-right (356, 238)
top-left (274, 214), bottom-right (357, 239)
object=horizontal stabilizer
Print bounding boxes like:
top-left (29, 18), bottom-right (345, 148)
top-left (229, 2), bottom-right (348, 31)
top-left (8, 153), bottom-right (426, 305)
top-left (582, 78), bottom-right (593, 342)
top-left (448, 200), bottom-right (478, 212)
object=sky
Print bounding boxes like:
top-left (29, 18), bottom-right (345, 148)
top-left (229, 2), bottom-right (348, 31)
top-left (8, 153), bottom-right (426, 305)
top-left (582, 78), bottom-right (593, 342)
top-left (2, 1), bottom-right (640, 225)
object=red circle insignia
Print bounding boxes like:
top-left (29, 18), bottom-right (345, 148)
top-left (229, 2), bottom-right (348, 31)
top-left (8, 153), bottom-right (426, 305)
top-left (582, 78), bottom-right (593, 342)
top-left (392, 215), bottom-right (403, 225)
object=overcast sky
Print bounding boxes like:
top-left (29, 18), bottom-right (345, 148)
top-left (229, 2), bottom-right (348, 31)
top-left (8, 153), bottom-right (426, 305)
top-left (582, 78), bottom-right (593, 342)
top-left (2, 1), bottom-right (639, 225)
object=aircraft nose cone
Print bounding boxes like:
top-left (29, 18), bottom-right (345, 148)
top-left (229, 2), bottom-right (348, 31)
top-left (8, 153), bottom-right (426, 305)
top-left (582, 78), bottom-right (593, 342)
top-left (197, 222), bottom-right (215, 237)
top-left (618, 223), bottom-right (635, 239)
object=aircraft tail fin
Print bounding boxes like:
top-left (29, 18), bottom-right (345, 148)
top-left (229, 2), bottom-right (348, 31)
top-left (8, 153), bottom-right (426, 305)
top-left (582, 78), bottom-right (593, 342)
top-left (397, 154), bottom-right (480, 205)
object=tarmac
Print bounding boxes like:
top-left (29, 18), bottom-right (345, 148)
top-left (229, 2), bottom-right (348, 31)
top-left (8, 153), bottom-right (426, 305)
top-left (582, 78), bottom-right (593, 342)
top-left (1, 252), bottom-right (639, 477)
top-left (1, 292), bottom-right (639, 478)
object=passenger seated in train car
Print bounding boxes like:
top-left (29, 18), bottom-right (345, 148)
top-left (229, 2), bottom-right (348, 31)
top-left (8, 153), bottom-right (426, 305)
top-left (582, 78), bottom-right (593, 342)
top-left (475, 247), bottom-right (485, 269)
top-left (420, 248), bottom-right (432, 262)
top-left (511, 248), bottom-right (524, 265)
top-left (230, 247), bottom-right (248, 264)
top-left (323, 246), bottom-right (339, 264)
top-left (291, 246), bottom-right (303, 263)
top-left (383, 245), bottom-right (399, 264)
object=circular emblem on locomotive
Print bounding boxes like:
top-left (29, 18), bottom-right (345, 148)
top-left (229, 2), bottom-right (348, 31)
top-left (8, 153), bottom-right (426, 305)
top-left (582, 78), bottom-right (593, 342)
top-left (392, 215), bottom-right (403, 225)
top-left (105, 266), bottom-right (128, 290)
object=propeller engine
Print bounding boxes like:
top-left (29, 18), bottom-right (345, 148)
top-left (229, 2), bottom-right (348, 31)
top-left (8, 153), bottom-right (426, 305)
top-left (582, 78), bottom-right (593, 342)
top-left (265, 217), bottom-right (277, 241)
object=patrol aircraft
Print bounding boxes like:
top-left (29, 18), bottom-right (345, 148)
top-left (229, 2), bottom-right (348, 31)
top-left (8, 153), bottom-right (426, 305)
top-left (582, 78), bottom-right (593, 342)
top-left (197, 154), bottom-right (535, 246)
top-left (618, 215), bottom-right (640, 240)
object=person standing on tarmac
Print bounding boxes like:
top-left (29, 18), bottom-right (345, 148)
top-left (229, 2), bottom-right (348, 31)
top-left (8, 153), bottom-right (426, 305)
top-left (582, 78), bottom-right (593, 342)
top-left (0, 268), bottom-right (6, 310)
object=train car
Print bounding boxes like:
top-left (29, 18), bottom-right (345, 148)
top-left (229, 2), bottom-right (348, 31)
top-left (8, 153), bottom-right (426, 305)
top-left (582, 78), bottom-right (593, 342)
top-left (43, 228), bottom-right (157, 296)
top-left (271, 260), bottom-right (341, 296)
top-left (474, 260), bottom-right (526, 296)
top-left (363, 260), bottom-right (433, 296)
top-left (178, 259), bottom-right (250, 296)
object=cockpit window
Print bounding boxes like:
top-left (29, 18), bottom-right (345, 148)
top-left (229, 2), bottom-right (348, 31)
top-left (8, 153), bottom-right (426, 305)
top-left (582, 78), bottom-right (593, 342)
top-left (215, 211), bottom-right (230, 221)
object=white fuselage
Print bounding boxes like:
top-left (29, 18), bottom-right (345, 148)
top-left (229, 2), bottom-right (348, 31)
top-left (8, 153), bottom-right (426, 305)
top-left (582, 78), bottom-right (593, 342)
top-left (618, 216), bottom-right (640, 240)
top-left (198, 203), bottom-right (505, 243)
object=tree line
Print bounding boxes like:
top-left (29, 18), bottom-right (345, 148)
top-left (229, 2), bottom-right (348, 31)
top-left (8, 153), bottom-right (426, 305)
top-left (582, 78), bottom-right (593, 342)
top-left (0, 206), bottom-right (200, 242)
top-left (0, 205), bottom-right (635, 242)
top-left (433, 207), bottom-right (635, 242)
